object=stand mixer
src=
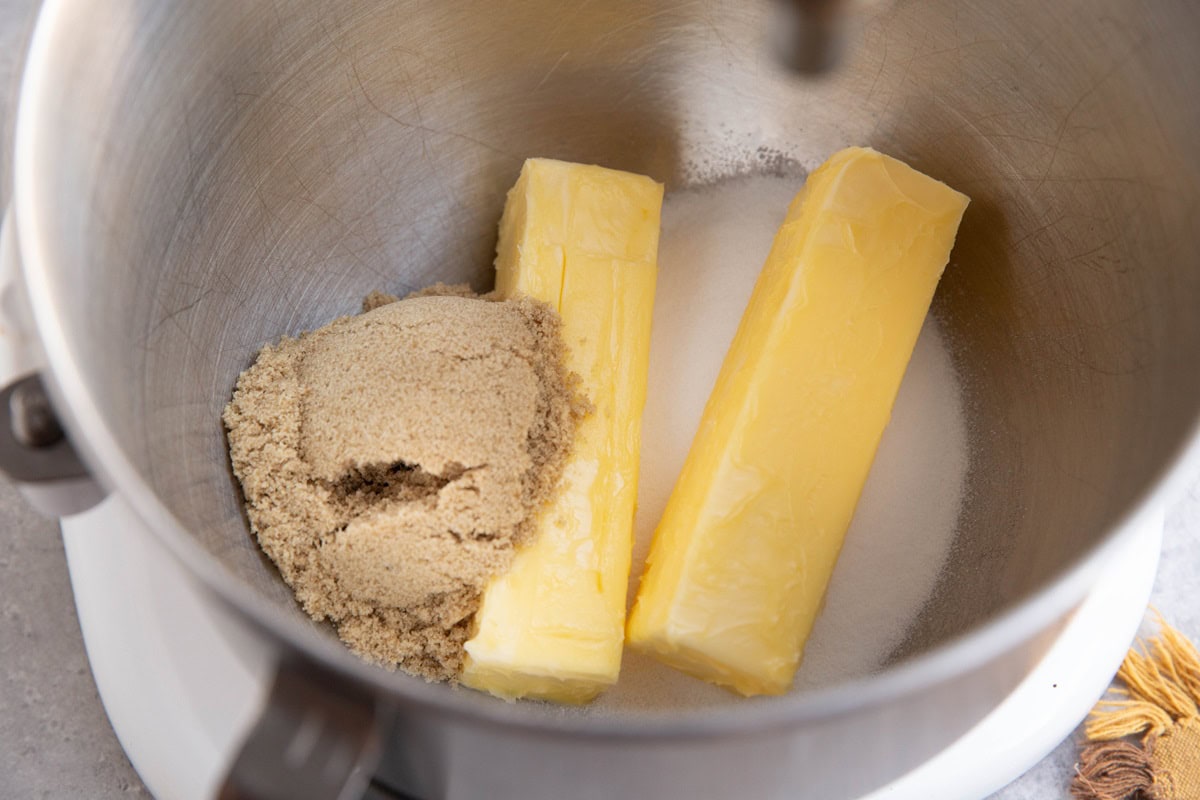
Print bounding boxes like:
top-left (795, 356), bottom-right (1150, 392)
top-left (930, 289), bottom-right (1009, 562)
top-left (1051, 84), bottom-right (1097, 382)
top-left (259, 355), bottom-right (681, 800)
top-left (3, 1), bottom-right (1198, 797)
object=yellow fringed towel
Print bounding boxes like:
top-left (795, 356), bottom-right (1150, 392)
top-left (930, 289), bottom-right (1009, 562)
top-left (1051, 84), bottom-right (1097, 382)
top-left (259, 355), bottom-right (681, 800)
top-left (1072, 616), bottom-right (1200, 800)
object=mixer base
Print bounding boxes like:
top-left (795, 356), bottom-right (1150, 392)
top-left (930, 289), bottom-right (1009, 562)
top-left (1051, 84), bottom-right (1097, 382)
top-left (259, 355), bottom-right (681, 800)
top-left (62, 496), bottom-right (1162, 800)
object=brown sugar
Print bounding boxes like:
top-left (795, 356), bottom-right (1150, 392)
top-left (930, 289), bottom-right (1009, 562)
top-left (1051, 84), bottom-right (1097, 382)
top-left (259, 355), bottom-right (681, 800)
top-left (222, 290), bottom-right (583, 681)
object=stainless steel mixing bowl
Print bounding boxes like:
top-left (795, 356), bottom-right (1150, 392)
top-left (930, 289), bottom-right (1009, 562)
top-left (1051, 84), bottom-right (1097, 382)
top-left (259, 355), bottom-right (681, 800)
top-left (8, 0), bottom-right (1200, 797)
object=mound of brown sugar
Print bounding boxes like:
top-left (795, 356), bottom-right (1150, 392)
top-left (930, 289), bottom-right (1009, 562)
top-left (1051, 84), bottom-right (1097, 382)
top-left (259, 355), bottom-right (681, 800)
top-left (223, 289), bottom-right (582, 681)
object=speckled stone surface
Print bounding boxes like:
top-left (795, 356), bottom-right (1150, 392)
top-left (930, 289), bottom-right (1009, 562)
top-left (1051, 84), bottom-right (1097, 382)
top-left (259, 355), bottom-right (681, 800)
top-left (0, 482), bottom-right (148, 798)
top-left (0, 4), bottom-right (1197, 797)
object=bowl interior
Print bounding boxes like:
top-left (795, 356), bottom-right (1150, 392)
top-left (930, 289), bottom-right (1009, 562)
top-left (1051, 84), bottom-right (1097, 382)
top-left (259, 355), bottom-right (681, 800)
top-left (18, 0), bottom-right (1200, 717)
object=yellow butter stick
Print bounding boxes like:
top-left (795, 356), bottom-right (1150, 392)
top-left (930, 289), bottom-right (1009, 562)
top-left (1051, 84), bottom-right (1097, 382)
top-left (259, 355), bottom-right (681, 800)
top-left (462, 159), bottom-right (661, 703)
top-left (627, 147), bottom-right (969, 696)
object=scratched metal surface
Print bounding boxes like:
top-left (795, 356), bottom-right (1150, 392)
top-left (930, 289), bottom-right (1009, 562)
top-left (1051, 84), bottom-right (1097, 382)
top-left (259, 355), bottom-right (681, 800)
top-left (22, 0), bottom-right (1198, 680)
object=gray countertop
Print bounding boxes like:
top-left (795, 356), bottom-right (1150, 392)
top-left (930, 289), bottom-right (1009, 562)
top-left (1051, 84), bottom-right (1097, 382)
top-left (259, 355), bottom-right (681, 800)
top-left (1, 3), bottom-right (1198, 798)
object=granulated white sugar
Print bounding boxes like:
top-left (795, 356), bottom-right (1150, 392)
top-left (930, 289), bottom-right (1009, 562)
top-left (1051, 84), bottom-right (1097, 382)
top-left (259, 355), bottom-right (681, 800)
top-left (590, 174), bottom-right (968, 713)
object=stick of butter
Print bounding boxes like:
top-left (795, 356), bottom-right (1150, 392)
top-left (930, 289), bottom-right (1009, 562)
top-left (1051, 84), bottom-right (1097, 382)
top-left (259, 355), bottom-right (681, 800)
top-left (626, 147), bottom-right (969, 697)
top-left (462, 158), bottom-right (662, 703)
